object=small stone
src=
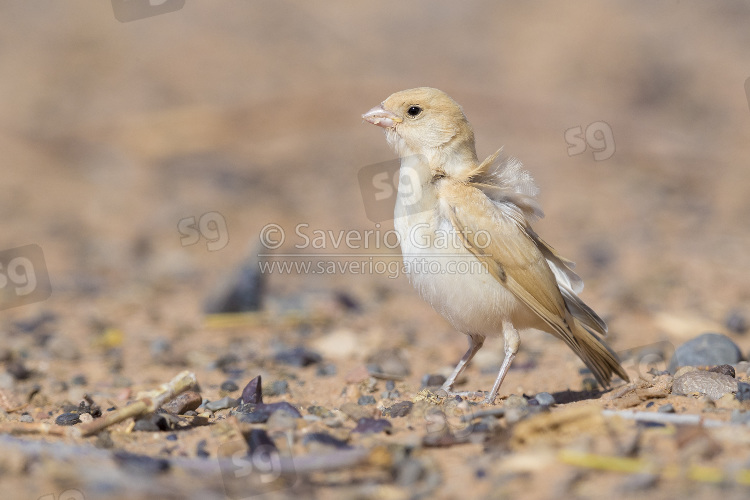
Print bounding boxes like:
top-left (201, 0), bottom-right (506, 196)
top-left (133, 414), bottom-right (168, 432)
top-left (533, 392), bottom-right (555, 406)
top-left (668, 333), bottom-right (742, 373)
top-left (357, 395), bottom-right (376, 406)
top-left (302, 432), bottom-right (352, 450)
top-left (725, 310), bottom-right (748, 335)
top-left (241, 375), bottom-right (263, 404)
top-left (274, 346), bottom-right (322, 367)
top-left (352, 417), bottom-right (392, 434)
top-left (266, 380), bottom-right (289, 396)
top-left (203, 248), bottom-right (265, 314)
top-left (7, 361), bottom-right (32, 381)
top-left (316, 363), bottom-right (337, 377)
top-left (504, 395), bottom-right (529, 409)
top-left (673, 370), bottom-right (738, 400)
top-left (55, 412), bottom-right (80, 426)
top-left (19, 414), bottom-right (33, 423)
top-left (312, 329), bottom-right (359, 359)
top-left (220, 380), bottom-right (239, 392)
top-left (205, 396), bottom-right (239, 411)
top-left (382, 401), bottom-right (413, 418)
top-left (114, 451), bottom-right (170, 475)
top-left (196, 439), bottom-right (210, 458)
top-left (246, 429), bottom-right (276, 454)
top-left (708, 365), bottom-right (735, 378)
top-left (386, 380), bottom-right (396, 391)
top-left (421, 374), bottom-right (447, 388)
top-left (339, 402), bottom-right (375, 421)
top-left (658, 403), bottom-right (675, 413)
top-left (162, 391), bottom-right (203, 415)
top-left (70, 374), bottom-right (87, 386)
top-left (736, 382), bottom-right (750, 402)
top-left (307, 405), bottom-right (334, 419)
top-left (166, 434), bottom-right (178, 441)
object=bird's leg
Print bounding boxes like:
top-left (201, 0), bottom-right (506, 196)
top-left (440, 334), bottom-right (484, 396)
top-left (484, 324), bottom-right (520, 404)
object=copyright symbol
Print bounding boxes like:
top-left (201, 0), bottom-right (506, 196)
top-left (260, 223), bottom-right (284, 250)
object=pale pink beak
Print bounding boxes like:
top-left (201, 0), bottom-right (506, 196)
top-left (362, 104), bottom-right (402, 128)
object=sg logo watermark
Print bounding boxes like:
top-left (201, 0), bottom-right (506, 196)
top-left (178, 211), bottom-right (229, 251)
top-left (357, 155), bottom-right (427, 223)
top-left (0, 245), bottom-right (52, 311)
top-left (37, 490), bottom-right (84, 500)
top-left (565, 121), bottom-right (615, 161)
top-left (219, 434), bottom-right (296, 499)
top-left (112, 0), bottom-right (185, 23)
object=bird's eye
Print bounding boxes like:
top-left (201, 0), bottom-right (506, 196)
top-left (407, 106), bottom-right (422, 117)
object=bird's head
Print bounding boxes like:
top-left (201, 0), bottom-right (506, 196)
top-left (362, 87), bottom-right (477, 164)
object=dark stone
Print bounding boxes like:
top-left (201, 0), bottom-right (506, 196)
top-left (357, 395), bottom-right (376, 406)
top-left (220, 380), bottom-right (239, 392)
top-left (133, 413), bottom-right (171, 432)
top-left (302, 432), bottom-right (352, 449)
top-left (334, 291), bottom-right (361, 312)
top-left (241, 375), bottom-right (263, 404)
top-left (274, 346), bottom-right (322, 367)
top-left (203, 250), bottom-right (265, 313)
top-left (55, 412), bottom-right (80, 426)
top-left (725, 310), bottom-right (748, 335)
top-left (7, 361), bottom-right (32, 381)
top-left (246, 429), bottom-right (276, 454)
top-left (708, 364), bottom-right (735, 378)
top-left (382, 401), bottom-right (413, 418)
top-left (166, 434), bottom-right (178, 441)
top-left (420, 374), bottom-right (447, 388)
top-left (736, 382), bottom-right (750, 402)
top-left (316, 363), bottom-right (337, 377)
top-left (113, 451), bottom-right (170, 475)
top-left (196, 439), bottom-right (210, 459)
top-left (266, 380), bottom-right (289, 396)
top-left (668, 333), bottom-right (742, 373)
top-left (352, 418), bottom-right (392, 434)
top-left (70, 374), bottom-right (88, 386)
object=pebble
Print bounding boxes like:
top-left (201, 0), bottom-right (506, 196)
top-left (307, 405), bottom-right (335, 419)
top-left (70, 374), bottom-right (88, 386)
top-left (133, 414), bottom-right (168, 432)
top-left (220, 380), bottom-right (239, 392)
top-left (386, 380), bottom-right (396, 391)
top-left (339, 402), bottom-right (375, 421)
top-left (533, 392), bottom-right (555, 406)
top-left (312, 329), bottom-right (359, 359)
top-left (196, 440), bottom-right (210, 458)
top-left (266, 380), bottom-right (289, 396)
top-left (203, 249), bottom-right (265, 313)
top-left (114, 451), bottom-right (170, 475)
top-left (302, 432), bottom-right (352, 450)
top-left (708, 364), bottom-right (735, 378)
top-left (421, 374), bottom-right (447, 388)
top-left (736, 382), bottom-right (750, 402)
top-left (166, 434), bottom-right (178, 441)
top-left (246, 429), bottom-right (276, 454)
top-left (668, 333), bottom-right (742, 373)
top-left (382, 401), bottom-right (413, 418)
top-left (274, 346), bottom-right (322, 367)
top-left (357, 395), bottom-right (376, 406)
top-left (672, 370), bottom-right (738, 400)
top-left (205, 397), bottom-right (239, 411)
top-left (55, 412), bottom-right (80, 426)
top-left (19, 414), bottom-right (33, 423)
top-left (316, 363), bottom-right (337, 377)
top-left (162, 391), bottom-right (203, 415)
top-left (352, 417), bottom-right (392, 434)
top-left (658, 403), bottom-right (675, 413)
top-left (7, 361), bottom-right (32, 381)
top-left (725, 310), bottom-right (748, 334)
top-left (334, 291), bottom-right (361, 312)
top-left (241, 376), bottom-right (263, 404)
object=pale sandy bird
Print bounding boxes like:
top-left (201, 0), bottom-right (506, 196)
top-left (362, 87), bottom-right (628, 404)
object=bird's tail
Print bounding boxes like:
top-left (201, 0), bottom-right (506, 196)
top-left (565, 317), bottom-right (630, 388)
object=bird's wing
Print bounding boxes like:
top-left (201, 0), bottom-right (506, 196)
top-left (438, 179), bottom-right (577, 344)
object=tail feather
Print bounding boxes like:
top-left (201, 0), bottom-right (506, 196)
top-left (564, 316), bottom-right (629, 387)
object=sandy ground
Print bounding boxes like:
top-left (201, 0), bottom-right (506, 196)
top-left (1, 2), bottom-right (750, 499)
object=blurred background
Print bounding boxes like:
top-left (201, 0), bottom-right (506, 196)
top-left (0, 1), bottom-right (749, 495)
